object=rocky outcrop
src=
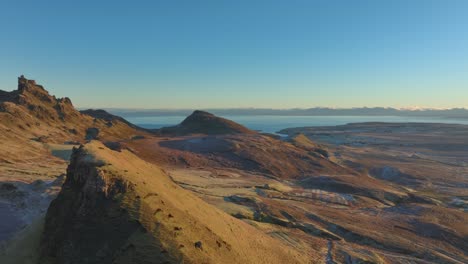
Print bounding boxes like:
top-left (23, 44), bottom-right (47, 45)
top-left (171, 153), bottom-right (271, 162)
top-left (0, 76), bottom-right (149, 145)
top-left (14, 75), bottom-right (78, 122)
top-left (288, 133), bottom-right (330, 158)
top-left (158, 110), bottom-right (255, 135)
top-left (85, 127), bottom-right (100, 140)
top-left (39, 141), bottom-right (310, 264)
top-left (39, 144), bottom-right (172, 264)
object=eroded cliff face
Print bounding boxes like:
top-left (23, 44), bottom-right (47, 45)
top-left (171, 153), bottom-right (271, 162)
top-left (0, 76), bottom-right (149, 164)
top-left (0, 76), bottom-right (147, 146)
top-left (39, 141), bottom-right (312, 264)
top-left (0, 76), bottom-right (150, 264)
top-left (39, 145), bottom-right (175, 264)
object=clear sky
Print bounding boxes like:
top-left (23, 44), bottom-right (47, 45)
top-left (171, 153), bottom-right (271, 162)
top-left (1, 0), bottom-right (467, 109)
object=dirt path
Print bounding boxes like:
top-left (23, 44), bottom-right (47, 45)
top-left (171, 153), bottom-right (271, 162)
top-left (326, 241), bottom-right (335, 264)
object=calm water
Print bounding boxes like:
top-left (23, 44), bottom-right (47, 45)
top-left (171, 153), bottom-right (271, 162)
top-left (123, 115), bottom-right (468, 134)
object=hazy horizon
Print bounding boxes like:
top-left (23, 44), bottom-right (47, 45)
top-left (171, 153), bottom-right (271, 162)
top-left (2, 1), bottom-right (468, 109)
top-left (96, 106), bottom-right (467, 111)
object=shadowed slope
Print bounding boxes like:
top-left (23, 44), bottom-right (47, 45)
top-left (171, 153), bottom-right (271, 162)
top-left (80, 109), bottom-right (144, 130)
top-left (39, 141), bottom-right (313, 264)
top-left (129, 133), bottom-right (354, 179)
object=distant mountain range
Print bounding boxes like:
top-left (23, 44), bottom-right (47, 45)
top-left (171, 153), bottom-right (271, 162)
top-left (102, 107), bottom-right (468, 119)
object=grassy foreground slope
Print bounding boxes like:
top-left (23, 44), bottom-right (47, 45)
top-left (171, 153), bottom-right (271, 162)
top-left (40, 141), bottom-right (313, 264)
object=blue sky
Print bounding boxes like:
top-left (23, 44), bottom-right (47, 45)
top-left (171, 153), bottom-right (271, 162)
top-left (1, 0), bottom-right (467, 109)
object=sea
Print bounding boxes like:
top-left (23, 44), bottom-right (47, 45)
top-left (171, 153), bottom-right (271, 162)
top-left (121, 115), bottom-right (468, 134)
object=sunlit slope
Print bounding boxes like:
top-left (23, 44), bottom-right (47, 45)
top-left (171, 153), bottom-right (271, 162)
top-left (40, 141), bottom-right (313, 264)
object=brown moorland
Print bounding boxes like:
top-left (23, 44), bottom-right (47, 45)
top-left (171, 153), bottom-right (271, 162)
top-left (1, 77), bottom-right (467, 264)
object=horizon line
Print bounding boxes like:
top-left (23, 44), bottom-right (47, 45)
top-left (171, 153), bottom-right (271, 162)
top-left (77, 106), bottom-right (468, 111)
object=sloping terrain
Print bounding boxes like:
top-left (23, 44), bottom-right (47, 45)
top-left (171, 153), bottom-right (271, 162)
top-left (280, 123), bottom-right (468, 200)
top-left (275, 123), bottom-right (468, 263)
top-left (39, 141), bottom-right (312, 264)
top-left (0, 76), bottom-right (150, 263)
top-left (123, 116), bottom-right (468, 263)
top-left (157, 110), bottom-right (255, 135)
top-left (168, 166), bottom-right (468, 263)
top-left (0, 76), bottom-right (145, 158)
top-left (125, 133), bottom-right (354, 179)
top-left (80, 109), bottom-right (145, 131)
top-left (0, 75), bottom-right (151, 175)
top-left (1, 76), bottom-right (467, 263)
